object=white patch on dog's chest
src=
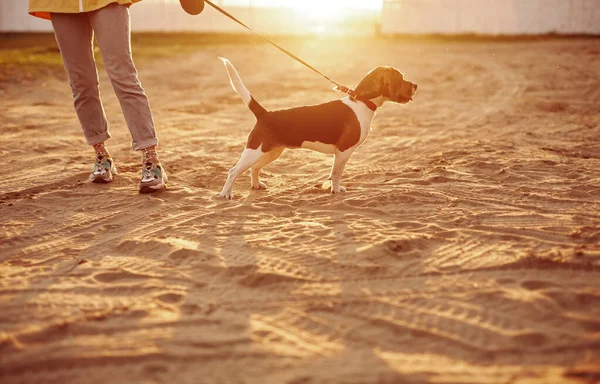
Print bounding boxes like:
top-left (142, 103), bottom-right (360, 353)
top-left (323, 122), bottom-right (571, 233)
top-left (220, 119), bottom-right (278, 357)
top-left (342, 97), bottom-right (375, 148)
top-left (300, 141), bottom-right (337, 154)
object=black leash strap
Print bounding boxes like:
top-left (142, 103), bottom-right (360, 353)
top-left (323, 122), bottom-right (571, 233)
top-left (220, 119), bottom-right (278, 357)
top-left (203, 0), bottom-right (355, 96)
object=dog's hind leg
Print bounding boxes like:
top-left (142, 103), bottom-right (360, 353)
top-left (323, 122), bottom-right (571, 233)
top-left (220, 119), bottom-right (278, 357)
top-left (251, 147), bottom-right (284, 190)
top-left (329, 149), bottom-right (354, 194)
top-left (220, 146), bottom-right (265, 199)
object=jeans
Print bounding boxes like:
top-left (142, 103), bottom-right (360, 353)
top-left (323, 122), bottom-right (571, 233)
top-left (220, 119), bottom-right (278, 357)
top-left (51, 3), bottom-right (158, 151)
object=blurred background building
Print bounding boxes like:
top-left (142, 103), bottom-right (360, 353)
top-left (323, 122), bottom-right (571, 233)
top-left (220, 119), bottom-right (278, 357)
top-left (382, 0), bottom-right (600, 35)
top-left (1, 0), bottom-right (599, 35)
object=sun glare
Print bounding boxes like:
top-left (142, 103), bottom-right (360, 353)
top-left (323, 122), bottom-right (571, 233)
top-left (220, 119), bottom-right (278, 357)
top-left (222, 0), bottom-right (382, 21)
top-left (309, 1), bottom-right (381, 21)
top-left (215, 0), bottom-right (383, 33)
top-left (260, 0), bottom-right (381, 20)
top-left (236, 0), bottom-right (381, 9)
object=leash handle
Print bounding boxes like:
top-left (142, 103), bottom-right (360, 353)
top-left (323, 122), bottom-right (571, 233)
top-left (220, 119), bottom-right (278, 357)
top-left (203, 0), bottom-right (351, 94)
top-left (180, 0), bottom-right (205, 15)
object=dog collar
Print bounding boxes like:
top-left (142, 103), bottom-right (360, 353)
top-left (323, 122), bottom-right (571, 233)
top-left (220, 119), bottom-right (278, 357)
top-left (357, 98), bottom-right (377, 112)
top-left (336, 85), bottom-right (377, 112)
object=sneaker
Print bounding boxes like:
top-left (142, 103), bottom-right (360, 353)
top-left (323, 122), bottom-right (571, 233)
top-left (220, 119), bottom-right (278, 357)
top-left (89, 155), bottom-right (117, 183)
top-left (139, 161), bottom-right (168, 193)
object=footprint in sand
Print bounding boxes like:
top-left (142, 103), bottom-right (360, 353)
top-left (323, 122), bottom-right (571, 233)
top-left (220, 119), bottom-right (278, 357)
top-left (93, 270), bottom-right (151, 283)
top-left (155, 292), bottom-right (186, 304)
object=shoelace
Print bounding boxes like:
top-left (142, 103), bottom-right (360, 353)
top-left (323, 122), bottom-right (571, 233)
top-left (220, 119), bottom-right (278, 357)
top-left (93, 157), bottom-right (109, 174)
top-left (142, 162), bottom-right (160, 180)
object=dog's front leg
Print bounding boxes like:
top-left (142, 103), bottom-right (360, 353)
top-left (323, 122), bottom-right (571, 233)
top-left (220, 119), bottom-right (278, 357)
top-left (329, 149), bottom-right (354, 194)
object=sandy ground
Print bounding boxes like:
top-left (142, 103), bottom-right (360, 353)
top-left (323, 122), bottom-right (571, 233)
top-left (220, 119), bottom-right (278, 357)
top-left (1, 36), bottom-right (600, 383)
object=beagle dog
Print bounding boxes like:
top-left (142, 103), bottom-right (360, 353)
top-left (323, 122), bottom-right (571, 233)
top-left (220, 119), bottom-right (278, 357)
top-left (218, 58), bottom-right (417, 199)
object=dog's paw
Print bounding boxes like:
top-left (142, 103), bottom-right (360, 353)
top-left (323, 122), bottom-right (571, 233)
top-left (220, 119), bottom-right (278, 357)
top-left (331, 186), bottom-right (346, 194)
top-left (252, 182), bottom-right (268, 190)
top-left (219, 191), bottom-right (234, 200)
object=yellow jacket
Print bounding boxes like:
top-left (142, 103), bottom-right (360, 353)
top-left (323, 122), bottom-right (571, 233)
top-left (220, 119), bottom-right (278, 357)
top-left (29, 0), bottom-right (142, 20)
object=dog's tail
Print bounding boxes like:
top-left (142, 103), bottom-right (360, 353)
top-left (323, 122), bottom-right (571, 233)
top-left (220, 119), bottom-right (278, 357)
top-left (219, 57), bottom-right (267, 119)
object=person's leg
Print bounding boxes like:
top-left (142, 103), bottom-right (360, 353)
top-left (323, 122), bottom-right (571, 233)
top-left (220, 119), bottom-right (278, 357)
top-left (51, 12), bottom-right (116, 183)
top-left (89, 3), bottom-right (165, 192)
top-left (88, 3), bottom-right (159, 154)
top-left (51, 12), bottom-right (112, 147)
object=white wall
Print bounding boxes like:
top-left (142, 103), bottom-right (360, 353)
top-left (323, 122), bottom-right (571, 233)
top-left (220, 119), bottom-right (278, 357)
top-left (2, 0), bottom-right (600, 35)
top-left (381, 0), bottom-right (600, 35)
top-left (0, 0), bottom-right (53, 32)
top-left (0, 0), bottom-right (249, 32)
top-left (0, 0), bottom-right (375, 34)
top-left (129, 2), bottom-right (333, 34)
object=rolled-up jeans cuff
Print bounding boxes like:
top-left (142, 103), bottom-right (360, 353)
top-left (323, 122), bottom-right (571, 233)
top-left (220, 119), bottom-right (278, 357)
top-left (86, 131), bottom-right (111, 146)
top-left (132, 137), bottom-right (159, 151)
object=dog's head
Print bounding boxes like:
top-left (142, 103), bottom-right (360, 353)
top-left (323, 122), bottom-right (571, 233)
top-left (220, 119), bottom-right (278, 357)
top-left (354, 66), bottom-right (417, 104)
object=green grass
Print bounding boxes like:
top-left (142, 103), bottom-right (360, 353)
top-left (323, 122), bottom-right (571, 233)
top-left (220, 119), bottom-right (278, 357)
top-left (0, 33), bottom-right (264, 64)
top-left (0, 33), bottom-right (65, 84)
top-left (1, 31), bottom-right (597, 85)
top-left (130, 32), bottom-right (263, 58)
top-left (0, 46), bottom-right (63, 66)
top-left (0, 32), bottom-right (265, 85)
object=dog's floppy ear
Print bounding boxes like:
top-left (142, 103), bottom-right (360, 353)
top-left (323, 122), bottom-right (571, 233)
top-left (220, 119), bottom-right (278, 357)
top-left (383, 67), bottom-right (412, 103)
top-left (381, 67), bottom-right (398, 98)
top-left (355, 67), bottom-right (400, 100)
top-left (387, 67), bottom-right (405, 100)
top-left (355, 68), bottom-right (385, 100)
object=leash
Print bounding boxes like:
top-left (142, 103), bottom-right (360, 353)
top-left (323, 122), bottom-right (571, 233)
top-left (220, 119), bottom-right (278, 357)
top-left (203, 0), bottom-right (375, 109)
